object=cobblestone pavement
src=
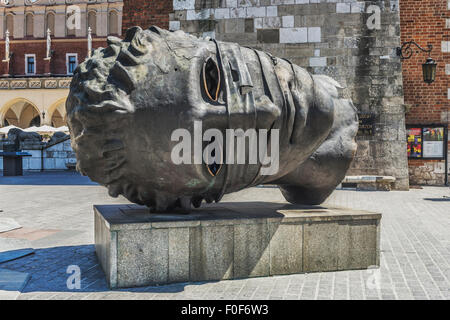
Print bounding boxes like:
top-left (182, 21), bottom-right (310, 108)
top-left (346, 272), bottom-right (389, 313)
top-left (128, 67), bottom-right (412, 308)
top-left (0, 172), bottom-right (449, 300)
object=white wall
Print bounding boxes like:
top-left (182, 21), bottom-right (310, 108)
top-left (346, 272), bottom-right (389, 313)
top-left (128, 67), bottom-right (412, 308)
top-left (0, 139), bottom-right (76, 171)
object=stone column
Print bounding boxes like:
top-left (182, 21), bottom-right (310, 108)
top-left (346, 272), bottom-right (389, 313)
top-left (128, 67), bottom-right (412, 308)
top-left (117, 8), bottom-right (123, 36)
top-left (42, 110), bottom-right (52, 126)
top-left (96, 4), bottom-right (109, 37)
top-left (0, 9), bottom-right (5, 40)
top-left (54, 5), bottom-right (67, 38)
top-left (33, 9), bottom-right (46, 39)
top-left (13, 10), bottom-right (24, 39)
top-left (75, 3), bottom-right (87, 37)
top-left (112, 2), bottom-right (124, 37)
top-left (2, 60), bottom-right (10, 77)
top-left (43, 59), bottom-right (51, 75)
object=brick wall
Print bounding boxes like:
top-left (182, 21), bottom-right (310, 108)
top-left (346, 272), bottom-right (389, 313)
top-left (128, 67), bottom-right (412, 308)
top-left (0, 39), bottom-right (106, 76)
top-left (122, 0), bottom-right (172, 32)
top-left (121, 0), bottom-right (411, 189)
top-left (400, 0), bottom-right (450, 185)
top-left (0, 139), bottom-right (76, 171)
top-left (169, 0), bottom-right (409, 189)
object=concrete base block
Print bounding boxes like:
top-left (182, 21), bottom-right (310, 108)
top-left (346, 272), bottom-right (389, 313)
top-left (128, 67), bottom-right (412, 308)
top-left (343, 176), bottom-right (396, 191)
top-left (94, 203), bottom-right (381, 288)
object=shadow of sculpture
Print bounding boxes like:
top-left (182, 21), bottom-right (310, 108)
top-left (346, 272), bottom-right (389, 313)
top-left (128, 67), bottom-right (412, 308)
top-left (423, 197), bottom-right (450, 202)
top-left (0, 201), bottom-right (289, 293)
top-left (0, 245), bottom-right (206, 293)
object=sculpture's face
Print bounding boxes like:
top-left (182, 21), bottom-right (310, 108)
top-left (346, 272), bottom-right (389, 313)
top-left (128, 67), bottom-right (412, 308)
top-left (67, 27), bottom-right (232, 210)
top-left (67, 26), bottom-right (357, 211)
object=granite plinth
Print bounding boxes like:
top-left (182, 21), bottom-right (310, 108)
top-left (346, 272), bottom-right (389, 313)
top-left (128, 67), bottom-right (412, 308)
top-left (94, 202), bottom-right (381, 288)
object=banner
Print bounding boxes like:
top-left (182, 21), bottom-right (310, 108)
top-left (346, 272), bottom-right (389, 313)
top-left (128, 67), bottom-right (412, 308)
top-left (407, 128), bottom-right (422, 158)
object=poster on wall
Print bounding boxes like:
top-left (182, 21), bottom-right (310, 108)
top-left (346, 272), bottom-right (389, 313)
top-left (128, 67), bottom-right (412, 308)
top-left (422, 127), bottom-right (445, 158)
top-left (407, 128), bottom-right (422, 158)
top-left (357, 113), bottom-right (375, 136)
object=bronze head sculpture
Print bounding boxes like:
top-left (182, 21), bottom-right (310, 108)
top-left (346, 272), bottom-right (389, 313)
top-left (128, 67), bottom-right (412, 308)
top-left (66, 26), bottom-right (358, 212)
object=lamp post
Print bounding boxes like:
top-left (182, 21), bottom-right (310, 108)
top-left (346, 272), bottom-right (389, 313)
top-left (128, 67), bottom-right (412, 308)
top-left (396, 41), bottom-right (437, 84)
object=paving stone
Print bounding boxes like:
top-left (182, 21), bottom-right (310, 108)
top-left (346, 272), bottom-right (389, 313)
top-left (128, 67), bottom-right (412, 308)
top-left (0, 218), bottom-right (21, 233)
top-left (0, 268), bottom-right (31, 300)
top-left (0, 173), bottom-right (449, 299)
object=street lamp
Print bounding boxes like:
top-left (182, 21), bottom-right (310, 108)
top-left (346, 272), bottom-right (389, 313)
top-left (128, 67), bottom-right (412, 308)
top-left (396, 41), bottom-right (437, 84)
top-left (422, 57), bottom-right (437, 85)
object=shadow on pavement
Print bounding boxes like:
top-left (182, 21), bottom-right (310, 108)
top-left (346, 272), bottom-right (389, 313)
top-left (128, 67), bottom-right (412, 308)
top-left (0, 171), bottom-right (98, 186)
top-left (0, 201), bottom-right (328, 296)
top-left (0, 244), bottom-right (208, 294)
top-left (423, 197), bottom-right (450, 202)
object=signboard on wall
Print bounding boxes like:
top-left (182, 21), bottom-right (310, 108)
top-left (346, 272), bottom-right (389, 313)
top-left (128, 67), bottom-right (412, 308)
top-left (407, 125), bottom-right (447, 159)
top-left (407, 128), bottom-right (422, 158)
top-left (422, 127), bottom-right (445, 158)
top-left (357, 113), bottom-right (375, 136)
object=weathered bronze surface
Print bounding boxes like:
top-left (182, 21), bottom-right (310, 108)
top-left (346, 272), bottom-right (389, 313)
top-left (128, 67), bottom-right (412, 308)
top-left (66, 26), bottom-right (358, 212)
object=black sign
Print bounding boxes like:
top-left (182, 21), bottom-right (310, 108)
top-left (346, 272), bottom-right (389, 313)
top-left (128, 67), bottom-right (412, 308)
top-left (357, 113), bottom-right (375, 136)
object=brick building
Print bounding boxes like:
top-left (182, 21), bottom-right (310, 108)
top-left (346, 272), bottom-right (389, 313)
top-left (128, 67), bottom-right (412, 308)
top-left (120, 0), bottom-right (450, 188)
top-left (400, 0), bottom-right (450, 186)
top-left (0, 0), bottom-right (123, 129)
top-left (122, 0), bottom-right (410, 189)
top-left (1, 0), bottom-right (439, 186)
top-left (122, 0), bottom-right (171, 31)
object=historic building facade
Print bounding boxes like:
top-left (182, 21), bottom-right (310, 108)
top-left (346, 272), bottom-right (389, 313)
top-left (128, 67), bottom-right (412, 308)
top-left (122, 0), bottom-right (411, 189)
top-left (400, 0), bottom-right (450, 186)
top-left (0, 0), bottom-right (123, 129)
top-left (3, 0), bottom-right (444, 186)
top-left (121, 0), bottom-right (450, 188)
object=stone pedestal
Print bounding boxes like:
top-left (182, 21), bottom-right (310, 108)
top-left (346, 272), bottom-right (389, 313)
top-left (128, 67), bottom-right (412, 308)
top-left (95, 203), bottom-right (381, 289)
top-left (2, 59), bottom-right (10, 77)
top-left (343, 176), bottom-right (396, 191)
top-left (43, 57), bottom-right (51, 76)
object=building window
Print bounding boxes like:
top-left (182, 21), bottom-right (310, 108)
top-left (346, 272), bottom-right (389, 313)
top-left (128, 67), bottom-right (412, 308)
top-left (6, 14), bottom-right (14, 36)
top-left (108, 10), bottom-right (118, 35)
top-left (67, 12), bottom-right (76, 36)
top-left (25, 54), bottom-right (36, 75)
top-left (25, 13), bottom-right (34, 37)
top-left (66, 54), bottom-right (78, 75)
top-left (46, 12), bottom-right (55, 35)
top-left (88, 10), bottom-right (97, 35)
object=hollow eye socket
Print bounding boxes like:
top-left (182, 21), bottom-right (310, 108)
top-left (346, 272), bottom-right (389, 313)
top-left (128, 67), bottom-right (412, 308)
top-left (202, 57), bottom-right (221, 102)
top-left (205, 136), bottom-right (223, 177)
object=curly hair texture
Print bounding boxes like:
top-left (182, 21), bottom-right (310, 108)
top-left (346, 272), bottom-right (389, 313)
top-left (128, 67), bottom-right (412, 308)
top-left (67, 26), bottom-right (220, 211)
top-left (67, 27), bottom-right (147, 205)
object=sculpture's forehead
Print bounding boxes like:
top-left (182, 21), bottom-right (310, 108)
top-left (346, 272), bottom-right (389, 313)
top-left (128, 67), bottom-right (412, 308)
top-left (150, 31), bottom-right (217, 60)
